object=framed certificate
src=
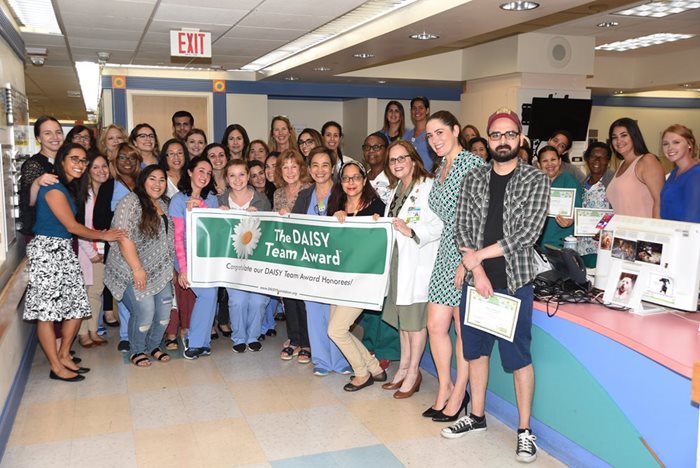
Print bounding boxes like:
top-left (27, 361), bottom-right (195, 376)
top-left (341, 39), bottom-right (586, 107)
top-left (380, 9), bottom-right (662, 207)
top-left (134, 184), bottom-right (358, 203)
top-left (463, 286), bottom-right (521, 342)
top-left (574, 208), bottom-right (614, 237)
top-left (548, 188), bottom-right (576, 218)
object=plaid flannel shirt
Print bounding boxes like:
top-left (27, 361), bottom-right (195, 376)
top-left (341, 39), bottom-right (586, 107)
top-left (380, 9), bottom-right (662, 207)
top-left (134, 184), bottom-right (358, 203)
top-left (454, 159), bottom-right (550, 293)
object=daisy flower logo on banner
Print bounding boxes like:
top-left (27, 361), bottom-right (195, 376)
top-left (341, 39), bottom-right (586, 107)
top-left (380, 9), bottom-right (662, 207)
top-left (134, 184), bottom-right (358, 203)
top-left (231, 217), bottom-right (262, 259)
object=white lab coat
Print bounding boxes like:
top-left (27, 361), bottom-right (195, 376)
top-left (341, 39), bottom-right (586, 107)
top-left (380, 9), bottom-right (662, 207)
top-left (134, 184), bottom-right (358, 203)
top-left (384, 177), bottom-right (443, 305)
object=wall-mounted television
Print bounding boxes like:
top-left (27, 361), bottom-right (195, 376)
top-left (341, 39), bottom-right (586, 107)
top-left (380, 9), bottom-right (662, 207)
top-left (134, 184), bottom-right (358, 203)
top-left (526, 97), bottom-right (593, 141)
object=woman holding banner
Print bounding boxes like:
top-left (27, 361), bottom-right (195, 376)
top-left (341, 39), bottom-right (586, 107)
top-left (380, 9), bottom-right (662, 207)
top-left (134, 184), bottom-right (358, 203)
top-left (169, 156), bottom-right (220, 360)
top-left (219, 159), bottom-right (272, 353)
top-left (275, 149), bottom-right (313, 364)
top-left (380, 141), bottom-right (442, 398)
top-left (327, 161), bottom-right (387, 391)
top-left (291, 147), bottom-right (351, 376)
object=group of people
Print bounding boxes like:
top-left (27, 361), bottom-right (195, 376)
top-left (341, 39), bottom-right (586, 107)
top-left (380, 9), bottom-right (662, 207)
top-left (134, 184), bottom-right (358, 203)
top-left (20, 96), bottom-right (698, 463)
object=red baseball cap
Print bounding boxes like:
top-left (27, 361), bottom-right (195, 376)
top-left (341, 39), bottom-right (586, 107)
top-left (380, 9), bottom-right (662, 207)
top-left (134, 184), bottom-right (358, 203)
top-left (487, 108), bottom-right (522, 133)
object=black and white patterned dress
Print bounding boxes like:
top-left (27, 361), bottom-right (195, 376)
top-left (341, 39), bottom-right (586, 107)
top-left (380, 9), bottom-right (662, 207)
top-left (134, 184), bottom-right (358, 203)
top-left (23, 184), bottom-right (90, 322)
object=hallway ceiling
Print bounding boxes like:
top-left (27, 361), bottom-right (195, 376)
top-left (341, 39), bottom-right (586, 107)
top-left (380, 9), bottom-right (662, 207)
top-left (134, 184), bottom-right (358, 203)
top-left (12, 0), bottom-right (699, 120)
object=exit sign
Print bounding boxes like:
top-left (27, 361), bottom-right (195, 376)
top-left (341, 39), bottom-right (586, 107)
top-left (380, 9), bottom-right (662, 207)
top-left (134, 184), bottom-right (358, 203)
top-left (170, 29), bottom-right (212, 58)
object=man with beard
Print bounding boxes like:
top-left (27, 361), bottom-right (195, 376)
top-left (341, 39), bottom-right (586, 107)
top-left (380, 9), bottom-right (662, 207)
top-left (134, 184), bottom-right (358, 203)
top-left (172, 110), bottom-right (194, 141)
top-left (442, 108), bottom-right (549, 464)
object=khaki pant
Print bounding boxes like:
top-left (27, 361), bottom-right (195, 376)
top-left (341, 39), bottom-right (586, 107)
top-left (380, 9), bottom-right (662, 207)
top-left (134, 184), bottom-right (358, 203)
top-left (80, 262), bottom-right (104, 334)
top-left (328, 305), bottom-right (382, 378)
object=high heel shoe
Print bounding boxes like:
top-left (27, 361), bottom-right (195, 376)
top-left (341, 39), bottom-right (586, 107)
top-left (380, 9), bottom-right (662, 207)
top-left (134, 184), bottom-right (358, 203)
top-left (422, 404), bottom-right (446, 418)
top-left (382, 379), bottom-right (404, 390)
top-left (393, 372), bottom-right (422, 399)
top-left (432, 390), bottom-right (470, 422)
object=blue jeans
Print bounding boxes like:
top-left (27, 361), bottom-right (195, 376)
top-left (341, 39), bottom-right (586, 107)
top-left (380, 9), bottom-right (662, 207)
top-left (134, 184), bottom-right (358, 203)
top-left (118, 301), bottom-right (130, 341)
top-left (121, 283), bottom-right (172, 355)
top-left (227, 288), bottom-right (269, 345)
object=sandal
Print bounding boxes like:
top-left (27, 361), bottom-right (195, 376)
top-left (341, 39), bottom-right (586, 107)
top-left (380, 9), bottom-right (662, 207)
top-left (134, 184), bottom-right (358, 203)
top-left (297, 349), bottom-right (311, 364)
top-left (280, 346), bottom-right (295, 361)
top-left (164, 339), bottom-right (178, 350)
top-left (130, 353), bottom-right (151, 367)
top-left (150, 349), bottom-right (171, 362)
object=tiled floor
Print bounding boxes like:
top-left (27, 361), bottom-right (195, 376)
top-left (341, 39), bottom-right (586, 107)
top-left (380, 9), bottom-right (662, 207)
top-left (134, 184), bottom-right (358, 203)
top-left (2, 325), bottom-right (564, 468)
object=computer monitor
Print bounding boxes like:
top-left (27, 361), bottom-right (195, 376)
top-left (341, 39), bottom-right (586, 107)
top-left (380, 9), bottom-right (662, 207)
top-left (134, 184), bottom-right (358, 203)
top-left (526, 97), bottom-right (593, 141)
top-left (594, 215), bottom-right (700, 312)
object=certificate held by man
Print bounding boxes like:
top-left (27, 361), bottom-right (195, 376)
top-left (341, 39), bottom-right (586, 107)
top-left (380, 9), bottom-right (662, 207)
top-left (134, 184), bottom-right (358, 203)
top-left (548, 187), bottom-right (576, 218)
top-left (463, 286), bottom-right (521, 342)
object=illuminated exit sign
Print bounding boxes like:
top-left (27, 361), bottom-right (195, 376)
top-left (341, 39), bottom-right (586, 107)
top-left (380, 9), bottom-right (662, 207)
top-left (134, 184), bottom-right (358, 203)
top-left (170, 29), bottom-right (212, 58)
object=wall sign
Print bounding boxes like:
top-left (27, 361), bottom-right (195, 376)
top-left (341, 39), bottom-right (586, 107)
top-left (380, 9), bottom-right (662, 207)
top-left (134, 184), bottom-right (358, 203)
top-left (170, 29), bottom-right (211, 58)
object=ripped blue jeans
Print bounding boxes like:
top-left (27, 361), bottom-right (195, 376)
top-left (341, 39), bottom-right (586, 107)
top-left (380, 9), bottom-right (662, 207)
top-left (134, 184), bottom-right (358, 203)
top-left (122, 283), bottom-right (172, 355)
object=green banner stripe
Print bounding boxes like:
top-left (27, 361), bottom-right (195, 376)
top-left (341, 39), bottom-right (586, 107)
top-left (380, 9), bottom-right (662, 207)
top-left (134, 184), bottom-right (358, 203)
top-left (195, 217), bottom-right (387, 275)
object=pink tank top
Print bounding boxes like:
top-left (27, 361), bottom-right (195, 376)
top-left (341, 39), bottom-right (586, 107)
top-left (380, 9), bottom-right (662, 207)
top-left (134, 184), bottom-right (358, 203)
top-left (606, 156), bottom-right (653, 217)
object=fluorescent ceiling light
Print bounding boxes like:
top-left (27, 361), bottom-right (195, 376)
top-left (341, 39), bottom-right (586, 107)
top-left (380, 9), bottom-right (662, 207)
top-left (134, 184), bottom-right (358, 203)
top-left (595, 33), bottom-right (694, 51)
top-left (241, 0), bottom-right (418, 72)
top-left (7, 0), bottom-right (61, 34)
top-left (615, 1), bottom-right (700, 18)
top-left (75, 61), bottom-right (100, 112)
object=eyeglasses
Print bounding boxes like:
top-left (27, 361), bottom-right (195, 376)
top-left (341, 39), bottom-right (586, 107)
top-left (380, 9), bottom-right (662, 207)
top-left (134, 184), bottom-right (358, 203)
top-left (341, 175), bottom-right (364, 184)
top-left (298, 138), bottom-right (315, 147)
top-left (388, 155), bottom-right (410, 165)
top-left (68, 156), bottom-right (88, 166)
top-left (362, 144), bottom-right (385, 152)
top-left (117, 155), bottom-right (138, 162)
top-left (136, 133), bottom-right (156, 140)
top-left (488, 131), bottom-right (520, 141)
top-left (72, 134), bottom-right (90, 142)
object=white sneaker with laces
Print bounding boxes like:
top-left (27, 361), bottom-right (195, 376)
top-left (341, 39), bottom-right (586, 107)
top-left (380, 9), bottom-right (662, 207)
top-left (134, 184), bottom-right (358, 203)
top-left (515, 429), bottom-right (538, 463)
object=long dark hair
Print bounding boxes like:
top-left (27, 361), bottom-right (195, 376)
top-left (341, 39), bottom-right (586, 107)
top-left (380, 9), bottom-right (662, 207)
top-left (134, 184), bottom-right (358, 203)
top-left (327, 161), bottom-right (378, 216)
top-left (55, 143), bottom-right (87, 207)
top-left (134, 165), bottom-right (167, 238)
top-left (322, 121), bottom-right (344, 160)
top-left (79, 153), bottom-right (111, 209)
top-left (382, 101), bottom-right (405, 138)
top-left (177, 155), bottom-right (216, 198)
top-left (222, 124), bottom-right (250, 158)
top-left (129, 123), bottom-right (160, 155)
top-left (609, 117), bottom-right (650, 160)
top-left (159, 138), bottom-right (190, 172)
top-left (248, 159), bottom-right (275, 203)
top-left (203, 142), bottom-right (230, 162)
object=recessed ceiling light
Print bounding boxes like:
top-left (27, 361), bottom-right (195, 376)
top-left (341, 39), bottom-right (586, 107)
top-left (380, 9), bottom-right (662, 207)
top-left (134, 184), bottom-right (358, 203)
top-left (597, 21), bottom-right (620, 28)
top-left (595, 33), bottom-right (695, 51)
top-left (615, 1), bottom-right (700, 18)
top-left (613, 90), bottom-right (624, 95)
top-left (681, 83), bottom-right (691, 87)
top-left (284, 76), bottom-right (300, 81)
top-left (377, 80), bottom-right (387, 84)
top-left (410, 31), bottom-right (439, 40)
top-left (500, 1), bottom-right (539, 11)
top-left (353, 52), bottom-right (375, 59)
top-left (313, 66), bottom-right (332, 72)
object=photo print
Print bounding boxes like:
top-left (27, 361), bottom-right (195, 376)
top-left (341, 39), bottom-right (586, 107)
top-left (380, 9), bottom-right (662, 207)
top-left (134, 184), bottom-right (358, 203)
top-left (649, 273), bottom-right (673, 298)
top-left (635, 240), bottom-right (663, 266)
top-left (613, 271), bottom-right (638, 305)
top-left (600, 230), bottom-right (613, 251)
top-left (611, 237), bottom-right (637, 262)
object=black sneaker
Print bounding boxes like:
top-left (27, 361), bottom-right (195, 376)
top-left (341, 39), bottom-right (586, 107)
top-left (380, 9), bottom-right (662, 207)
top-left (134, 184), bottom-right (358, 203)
top-left (232, 343), bottom-right (247, 353)
top-left (515, 429), bottom-right (538, 463)
top-left (183, 347), bottom-right (202, 360)
top-left (258, 334), bottom-right (265, 341)
top-left (117, 340), bottom-right (130, 353)
top-left (247, 341), bottom-right (262, 352)
top-left (200, 347), bottom-right (211, 356)
top-left (441, 415), bottom-right (487, 439)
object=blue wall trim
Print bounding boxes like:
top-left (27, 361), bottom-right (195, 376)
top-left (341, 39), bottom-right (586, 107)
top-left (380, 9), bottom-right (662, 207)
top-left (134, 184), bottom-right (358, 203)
top-left (100, 75), bottom-right (462, 101)
top-left (0, 7), bottom-right (25, 62)
top-left (228, 80), bottom-right (461, 101)
top-left (592, 95), bottom-right (700, 109)
top-left (212, 92), bottom-right (226, 141)
top-left (0, 329), bottom-right (37, 463)
top-left (112, 88), bottom-right (127, 128)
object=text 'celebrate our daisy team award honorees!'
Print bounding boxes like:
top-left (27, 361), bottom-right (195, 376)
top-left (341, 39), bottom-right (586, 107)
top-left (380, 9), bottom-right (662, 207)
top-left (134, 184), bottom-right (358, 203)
top-left (186, 209), bottom-right (395, 310)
